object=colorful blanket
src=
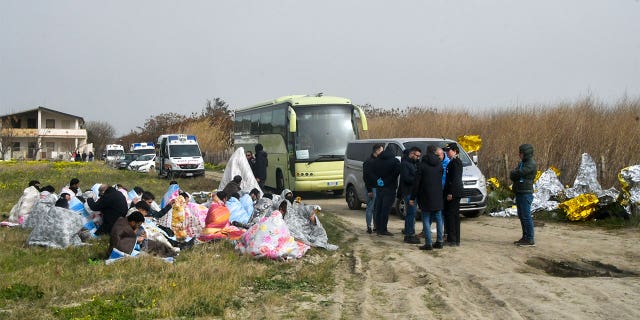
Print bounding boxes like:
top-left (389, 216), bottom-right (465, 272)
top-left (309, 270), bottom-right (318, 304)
top-left (236, 210), bottom-right (309, 260)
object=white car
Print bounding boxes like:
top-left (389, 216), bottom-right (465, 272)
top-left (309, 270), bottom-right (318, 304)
top-left (128, 154), bottom-right (156, 173)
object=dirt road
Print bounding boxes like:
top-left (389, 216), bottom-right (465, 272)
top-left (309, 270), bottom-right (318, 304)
top-left (309, 195), bottom-right (640, 320)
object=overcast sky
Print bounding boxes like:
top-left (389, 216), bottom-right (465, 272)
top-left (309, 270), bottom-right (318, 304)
top-left (1, 0), bottom-right (639, 135)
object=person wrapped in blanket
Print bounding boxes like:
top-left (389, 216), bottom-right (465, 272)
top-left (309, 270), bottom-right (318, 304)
top-left (111, 211), bottom-right (178, 258)
top-left (127, 201), bottom-right (187, 253)
top-left (236, 199), bottom-right (310, 260)
top-left (276, 189), bottom-right (338, 251)
top-left (198, 191), bottom-right (244, 242)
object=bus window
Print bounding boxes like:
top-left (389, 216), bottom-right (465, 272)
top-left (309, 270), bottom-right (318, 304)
top-left (250, 113), bottom-right (260, 134)
top-left (260, 110), bottom-right (272, 134)
top-left (272, 108), bottom-right (285, 135)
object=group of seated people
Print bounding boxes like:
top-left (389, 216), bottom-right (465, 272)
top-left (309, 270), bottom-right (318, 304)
top-left (4, 174), bottom-right (337, 261)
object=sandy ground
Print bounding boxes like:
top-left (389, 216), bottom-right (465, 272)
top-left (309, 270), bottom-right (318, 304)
top-left (307, 196), bottom-right (640, 320)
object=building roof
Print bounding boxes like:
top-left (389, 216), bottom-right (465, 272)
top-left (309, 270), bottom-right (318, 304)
top-left (1, 106), bottom-right (85, 123)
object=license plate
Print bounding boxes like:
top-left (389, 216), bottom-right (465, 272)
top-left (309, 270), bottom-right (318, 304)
top-left (464, 198), bottom-right (471, 204)
top-left (326, 181), bottom-right (339, 186)
top-left (186, 173), bottom-right (193, 177)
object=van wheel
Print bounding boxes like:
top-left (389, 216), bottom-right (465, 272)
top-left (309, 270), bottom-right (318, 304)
top-left (346, 185), bottom-right (361, 210)
top-left (276, 170), bottom-right (284, 194)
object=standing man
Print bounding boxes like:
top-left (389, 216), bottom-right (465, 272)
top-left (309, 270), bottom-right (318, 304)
top-left (411, 145), bottom-right (444, 250)
top-left (363, 143), bottom-right (384, 234)
top-left (510, 144), bottom-right (537, 247)
top-left (400, 146), bottom-right (422, 244)
top-left (443, 143), bottom-right (464, 246)
top-left (436, 147), bottom-right (450, 240)
top-left (254, 144), bottom-right (268, 190)
top-left (372, 147), bottom-right (401, 236)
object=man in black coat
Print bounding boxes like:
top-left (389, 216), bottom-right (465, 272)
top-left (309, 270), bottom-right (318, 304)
top-left (88, 184), bottom-right (129, 235)
top-left (362, 143), bottom-right (384, 234)
top-left (254, 144), bottom-right (268, 190)
top-left (443, 143), bottom-right (464, 246)
top-left (399, 146), bottom-right (422, 244)
top-left (410, 145), bottom-right (444, 250)
top-left (371, 148), bottom-right (401, 236)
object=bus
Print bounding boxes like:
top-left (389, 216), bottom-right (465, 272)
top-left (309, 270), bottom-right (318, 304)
top-left (234, 94), bottom-right (368, 194)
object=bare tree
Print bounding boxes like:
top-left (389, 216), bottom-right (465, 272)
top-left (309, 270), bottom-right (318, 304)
top-left (0, 116), bottom-right (17, 160)
top-left (85, 121), bottom-right (116, 155)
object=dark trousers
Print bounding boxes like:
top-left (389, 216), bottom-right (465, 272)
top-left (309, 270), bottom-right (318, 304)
top-left (444, 197), bottom-right (461, 244)
top-left (374, 187), bottom-right (396, 234)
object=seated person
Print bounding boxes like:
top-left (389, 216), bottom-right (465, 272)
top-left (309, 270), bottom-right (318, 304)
top-left (222, 175), bottom-right (242, 196)
top-left (55, 193), bottom-right (71, 209)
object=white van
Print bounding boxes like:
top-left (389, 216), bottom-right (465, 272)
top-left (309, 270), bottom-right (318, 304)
top-left (105, 144), bottom-right (125, 166)
top-left (343, 138), bottom-right (487, 218)
top-left (130, 142), bottom-right (155, 157)
top-left (155, 134), bottom-right (205, 178)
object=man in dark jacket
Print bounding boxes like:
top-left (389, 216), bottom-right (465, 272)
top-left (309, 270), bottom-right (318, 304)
top-left (399, 146), bottom-right (422, 244)
top-left (222, 175), bottom-right (243, 196)
top-left (254, 144), bottom-right (268, 190)
top-left (109, 212), bottom-right (144, 255)
top-left (89, 184), bottom-right (128, 235)
top-left (362, 144), bottom-right (384, 234)
top-left (372, 148), bottom-right (401, 236)
top-left (411, 145), bottom-right (444, 250)
top-left (510, 144), bottom-right (537, 247)
top-left (443, 143), bottom-right (464, 246)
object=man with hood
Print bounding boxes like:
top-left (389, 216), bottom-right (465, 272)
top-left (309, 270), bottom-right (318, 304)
top-left (371, 147), bottom-right (401, 236)
top-left (510, 144), bottom-right (537, 247)
top-left (410, 145), bottom-right (444, 250)
top-left (399, 146), bottom-right (422, 244)
top-left (254, 144), bottom-right (268, 190)
top-left (88, 184), bottom-right (128, 235)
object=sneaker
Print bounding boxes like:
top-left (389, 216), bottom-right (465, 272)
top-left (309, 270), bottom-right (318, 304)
top-left (433, 242), bottom-right (444, 249)
top-left (404, 236), bottom-right (421, 244)
top-left (419, 244), bottom-right (433, 250)
top-left (516, 240), bottom-right (536, 247)
top-left (513, 238), bottom-right (526, 245)
top-left (367, 227), bottom-right (372, 234)
top-left (379, 231), bottom-right (393, 236)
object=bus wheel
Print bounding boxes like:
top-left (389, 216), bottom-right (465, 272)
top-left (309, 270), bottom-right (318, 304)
top-left (276, 170), bottom-right (284, 193)
top-left (346, 186), bottom-right (361, 210)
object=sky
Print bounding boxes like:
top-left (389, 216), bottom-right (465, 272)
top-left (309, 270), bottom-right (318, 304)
top-left (1, 0), bottom-right (639, 136)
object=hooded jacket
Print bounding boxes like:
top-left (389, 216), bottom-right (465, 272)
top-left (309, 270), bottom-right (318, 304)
top-left (88, 186), bottom-right (129, 235)
top-left (254, 147), bottom-right (268, 181)
top-left (411, 152), bottom-right (444, 211)
top-left (510, 144), bottom-right (537, 194)
top-left (370, 149), bottom-right (400, 190)
top-left (362, 153), bottom-right (378, 193)
top-left (398, 152), bottom-right (419, 197)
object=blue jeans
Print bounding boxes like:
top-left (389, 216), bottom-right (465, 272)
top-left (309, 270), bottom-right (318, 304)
top-left (404, 195), bottom-right (416, 236)
top-left (365, 188), bottom-right (377, 229)
top-left (374, 187), bottom-right (396, 234)
top-left (422, 210), bottom-right (443, 245)
top-left (516, 193), bottom-right (534, 242)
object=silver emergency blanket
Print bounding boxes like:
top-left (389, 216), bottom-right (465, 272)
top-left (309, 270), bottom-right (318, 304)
top-left (22, 192), bottom-right (58, 229)
top-left (619, 165), bottom-right (640, 204)
top-left (565, 153), bottom-right (603, 198)
top-left (277, 199), bottom-right (338, 250)
top-left (531, 168), bottom-right (565, 212)
top-left (26, 195), bottom-right (84, 248)
top-left (218, 147), bottom-right (262, 195)
top-left (7, 186), bottom-right (40, 224)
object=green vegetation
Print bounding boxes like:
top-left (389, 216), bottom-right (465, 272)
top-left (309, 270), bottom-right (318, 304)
top-left (0, 161), bottom-right (345, 319)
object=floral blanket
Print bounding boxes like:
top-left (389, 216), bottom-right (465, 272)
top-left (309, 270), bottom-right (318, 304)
top-left (236, 210), bottom-right (309, 260)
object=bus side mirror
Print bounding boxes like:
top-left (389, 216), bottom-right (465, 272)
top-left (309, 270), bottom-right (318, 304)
top-left (288, 107), bottom-right (297, 132)
top-left (354, 105), bottom-right (368, 131)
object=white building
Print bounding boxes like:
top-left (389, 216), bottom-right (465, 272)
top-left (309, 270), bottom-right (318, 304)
top-left (0, 107), bottom-right (89, 160)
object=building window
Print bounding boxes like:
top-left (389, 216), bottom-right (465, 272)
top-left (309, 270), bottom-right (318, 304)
top-left (27, 118), bottom-right (37, 128)
top-left (61, 119), bottom-right (71, 129)
top-left (46, 142), bottom-right (55, 151)
top-left (12, 142), bottom-right (20, 152)
top-left (11, 118), bottom-right (21, 128)
top-left (46, 119), bottom-right (56, 128)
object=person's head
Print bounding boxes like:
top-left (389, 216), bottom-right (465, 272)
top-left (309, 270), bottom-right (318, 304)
top-left (408, 146), bottom-right (422, 161)
top-left (98, 184), bottom-right (109, 196)
top-left (60, 193), bottom-right (71, 201)
top-left (127, 211), bottom-right (145, 229)
top-left (28, 180), bottom-right (41, 190)
top-left (444, 143), bottom-right (459, 158)
top-left (436, 148), bottom-right (445, 161)
top-left (426, 144), bottom-right (437, 155)
top-left (278, 200), bottom-right (288, 215)
top-left (233, 175), bottom-right (242, 184)
top-left (179, 192), bottom-right (190, 201)
top-left (372, 144), bottom-right (384, 157)
top-left (255, 143), bottom-right (264, 152)
top-left (133, 186), bottom-right (144, 195)
top-left (69, 178), bottom-right (80, 188)
top-left (216, 190), bottom-right (228, 202)
top-left (230, 192), bottom-right (240, 200)
top-left (246, 151), bottom-right (253, 159)
top-left (141, 191), bottom-right (155, 206)
top-left (134, 200), bottom-right (150, 216)
top-left (169, 180), bottom-right (178, 186)
top-left (518, 144), bottom-right (534, 160)
top-left (249, 188), bottom-right (261, 200)
top-left (41, 185), bottom-right (55, 193)
top-left (284, 191), bottom-right (293, 203)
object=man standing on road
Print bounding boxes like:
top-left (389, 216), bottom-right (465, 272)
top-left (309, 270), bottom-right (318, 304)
top-left (443, 143), bottom-right (464, 247)
top-left (411, 145), bottom-right (444, 250)
top-left (510, 144), bottom-right (537, 247)
top-left (363, 144), bottom-right (384, 234)
top-left (400, 146), bottom-right (422, 244)
top-left (372, 147), bottom-right (401, 236)
top-left (254, 144), bottom-right (268, 190)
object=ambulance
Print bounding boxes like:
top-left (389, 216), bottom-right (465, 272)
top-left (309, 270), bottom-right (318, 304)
top-left (105, 144), bottom-right (125, 166)
top-left (130, 142), bottom-right (155, 157)
top-left (155, 134), bottom-right (205, 178)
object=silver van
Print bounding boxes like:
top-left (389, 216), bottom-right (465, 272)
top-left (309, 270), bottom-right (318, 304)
top-left (343, 138), bottom-right (487, 218)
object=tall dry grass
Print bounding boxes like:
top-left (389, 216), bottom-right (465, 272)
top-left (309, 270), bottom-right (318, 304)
top-left (362, 97), bottom-right (640, 187)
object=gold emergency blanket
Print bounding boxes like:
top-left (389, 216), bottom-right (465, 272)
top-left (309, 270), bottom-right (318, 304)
top-left (559, 194), bottom-right (599, 221)
top-left (457, 135), bottom-right (482, 152)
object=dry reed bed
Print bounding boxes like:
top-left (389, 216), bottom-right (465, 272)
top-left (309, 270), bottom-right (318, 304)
top-left (362, 98), bottom-right (640, 187)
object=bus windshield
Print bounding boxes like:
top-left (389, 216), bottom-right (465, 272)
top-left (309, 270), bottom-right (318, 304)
top-left (169, 145), bottom-right (201, 157)
top-left (294, 105), bottom-right (356, 161)
top-left (106, 150), bottom-right (123, 157)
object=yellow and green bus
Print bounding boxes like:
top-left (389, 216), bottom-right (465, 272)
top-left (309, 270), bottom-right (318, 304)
top-left (234, 94), bottom-right (368, 194)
